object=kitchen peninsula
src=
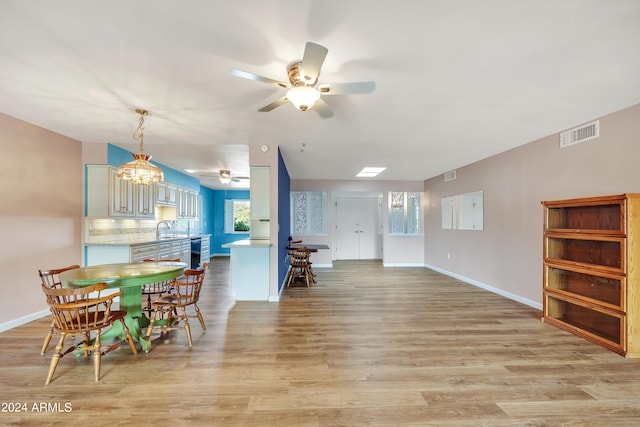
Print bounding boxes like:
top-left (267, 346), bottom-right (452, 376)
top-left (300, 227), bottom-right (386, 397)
top-left (85, 234), bottom-right (211, 267)
top-left (222, 239), bottom-right (271, 300)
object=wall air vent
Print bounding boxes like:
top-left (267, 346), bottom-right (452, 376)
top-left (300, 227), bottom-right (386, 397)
top-left (444, 170), bottom-right (457, 182)
top-left (560, 120), bottom-right (599, 148)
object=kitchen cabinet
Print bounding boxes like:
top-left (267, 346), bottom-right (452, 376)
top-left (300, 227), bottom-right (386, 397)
top-left (156, 240), bottom-right (186, 261)
top-left (155, 182), bottom-right (178, 207)
top-left (130, 243), bottom-right (158, 262)
top-left (542, 194), bottom-right (640, 357)
top-left (178, 188), bottom-right (199, 219)
top-left (86, 238), bottom-right (191, 266)
top-left (109, 167), bottom-right (135, 217)
top-left (200, 235), bottom-right (210, 265)
top-left (250, 166), bottom-right (270, 218)
top-left (86, 165), bottom-right (154, 219)
top-left (250, 166), bottom-right (270, 239)
top-left (181, 240), bottom-right (191, 264)
top-left (135, 180), bottom-right (155, 218)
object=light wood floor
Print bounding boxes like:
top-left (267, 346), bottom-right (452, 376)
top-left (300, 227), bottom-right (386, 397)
top-left (2, 258), bottom-right (640, 426)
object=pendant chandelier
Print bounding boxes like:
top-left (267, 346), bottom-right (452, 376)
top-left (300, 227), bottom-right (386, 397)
top-left (117, 108), bottom-right (164, 185)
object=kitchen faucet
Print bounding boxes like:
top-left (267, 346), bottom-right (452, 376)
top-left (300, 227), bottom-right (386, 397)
top-left (156, 220), bottom-right (172, 240)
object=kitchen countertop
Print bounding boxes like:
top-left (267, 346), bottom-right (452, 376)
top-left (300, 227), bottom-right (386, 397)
top-left (221, 238), bottom-right (272, 248)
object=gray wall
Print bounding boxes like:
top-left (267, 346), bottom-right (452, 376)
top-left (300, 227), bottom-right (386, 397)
top-left (424, 103), bottom-right (640, 309)
top-left (0, 113), bottom-right (83, 328)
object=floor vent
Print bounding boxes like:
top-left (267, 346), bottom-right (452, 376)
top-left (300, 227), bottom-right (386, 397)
top-left (560, 120), bottom-right (599, 148)
top-left (444, 170), bottom-right (456, 182)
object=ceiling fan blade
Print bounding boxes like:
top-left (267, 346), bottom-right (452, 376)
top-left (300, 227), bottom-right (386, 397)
top-left (318, 81), bottom-right (376, 95)
top-left (258, 97), bottom-right (289, 112)
top-left (313, 98), bottom-right (333, 118)
top-left (300, 42), bottom-right (328, 85)
top-left (230, 68), bottom-right (290, 89)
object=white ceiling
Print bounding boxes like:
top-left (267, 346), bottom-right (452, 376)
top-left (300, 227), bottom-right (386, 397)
top-left (1, 1), bottom-right (639, 190)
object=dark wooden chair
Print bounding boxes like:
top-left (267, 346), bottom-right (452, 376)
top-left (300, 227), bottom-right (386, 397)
top-left (285, 247), bottom-right (313, 287)
top-left (145, 263), bottom-right (208, 347)
top-left (141, 258), bottom-right (181, 317)
top-left (38, 265), bottom-right (80, 355)
top-left (41, 282), bottom-right (137, 385)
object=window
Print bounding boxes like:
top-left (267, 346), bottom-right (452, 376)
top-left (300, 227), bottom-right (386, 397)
top-left (389, 192), bottom-right (422, 234)
top-left (224, 199), bottom-right (250, 233)
top-left (291, 191), bottom-right (327, 235)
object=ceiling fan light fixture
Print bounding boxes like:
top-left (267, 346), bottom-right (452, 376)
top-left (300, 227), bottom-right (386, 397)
top-left (117, 109), bottom-right (164, 185)
top-left (219, 169), bottom-right (232, 184)
top-left (286, 86), bottom-right (321, 111)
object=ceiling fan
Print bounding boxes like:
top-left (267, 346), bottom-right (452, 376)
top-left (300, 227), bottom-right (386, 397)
top-left (200, 169), bottom-right (249, 185)
top-left (230, 42), bottom-right (375, 118)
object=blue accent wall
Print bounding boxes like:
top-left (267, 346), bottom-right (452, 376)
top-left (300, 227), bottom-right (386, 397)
top-left (199, 186), bottom-right (215, 236)
top-left (277, 148), bottom-right (291, 292)
top-left (107, 144), bottom-right (200, 191)
top-left (211, 189), bottom-right (250, 255)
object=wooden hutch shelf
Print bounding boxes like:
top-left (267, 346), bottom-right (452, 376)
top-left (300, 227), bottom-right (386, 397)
top-left (542, 194), bottom-right (640, 357)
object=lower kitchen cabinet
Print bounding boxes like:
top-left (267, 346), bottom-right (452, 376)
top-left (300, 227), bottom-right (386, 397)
top-left (85, 238), bottom-right (191, 266)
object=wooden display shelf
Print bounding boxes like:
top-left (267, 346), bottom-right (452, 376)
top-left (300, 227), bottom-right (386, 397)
top-left (542, 194), bottom-right (640, 357)
top-left (545, 201), bottom-right (623, 234)
top-left (544, 293), bottom-right (624, 355)
top-left (544, 263), bottom-right (624, 308)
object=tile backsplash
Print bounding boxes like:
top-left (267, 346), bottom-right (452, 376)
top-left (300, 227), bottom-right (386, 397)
top-left (85, 218), bottom-right (200, 243)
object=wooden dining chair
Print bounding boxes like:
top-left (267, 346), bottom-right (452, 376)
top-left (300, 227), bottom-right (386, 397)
top-left (285, 247), bottom-right (313, 287)
top-left (38, 265), bottom-right (80, 355)
top-left (145, 263), bottom-right (208, 347)
top-left (41, 282), bottom-right (138, 385)
top-left (141, 258), bottom-right (181, 317)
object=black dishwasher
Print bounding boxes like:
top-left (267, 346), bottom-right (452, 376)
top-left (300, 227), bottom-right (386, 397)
top-left (190, 237), bottom-right (202, 269)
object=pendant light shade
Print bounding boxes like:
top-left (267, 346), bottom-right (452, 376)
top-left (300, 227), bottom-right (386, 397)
top-left (117, 109), bottom-right (164, 185)
top-left (286, 86), bottom-right (321, 111)
top-left (219, 169), bottom-right (232, 184)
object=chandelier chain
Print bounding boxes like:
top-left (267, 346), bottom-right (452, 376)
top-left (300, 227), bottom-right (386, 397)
top-left (133, 111), bottom-right (147, 153)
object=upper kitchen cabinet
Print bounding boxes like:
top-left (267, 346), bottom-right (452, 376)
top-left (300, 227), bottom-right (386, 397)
top-left (250, 166), bottom-right (270, 218)
top-left (177, 187), bottom-right (199, 219)
top-left (155, 182), bottom-right (178, 207)
top-left (86, 165), bottom-right (155, 219)
top-left (135, 181), bottom-right (155, 218)
top-left (250, 166), bottom-right (270, 239)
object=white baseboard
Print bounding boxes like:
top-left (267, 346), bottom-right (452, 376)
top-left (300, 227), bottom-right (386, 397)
top-left (0, 309), bottom-right (50, 333)
top-left (311, 263), bottom-right (333, 268)
top-left (424, 263), bottom-right (542, 310)
top-left (383, 262), bottom-right (424, 267)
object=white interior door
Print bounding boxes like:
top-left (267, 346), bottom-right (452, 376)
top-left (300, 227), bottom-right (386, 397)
top-left (358, 197), bottom-right (381, 259)
top-left (335, 196), bottom-right (382, 260)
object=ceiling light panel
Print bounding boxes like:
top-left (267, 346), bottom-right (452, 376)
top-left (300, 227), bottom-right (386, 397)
top-left (356, 167), bottom-right (386, 178)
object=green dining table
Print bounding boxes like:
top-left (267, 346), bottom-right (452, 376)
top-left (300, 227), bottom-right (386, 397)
top-left (59, 261), bottom-right (187, 352)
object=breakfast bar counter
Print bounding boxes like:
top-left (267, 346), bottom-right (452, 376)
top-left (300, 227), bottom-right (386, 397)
top-left (222, 238), bottom-right (271, 300)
